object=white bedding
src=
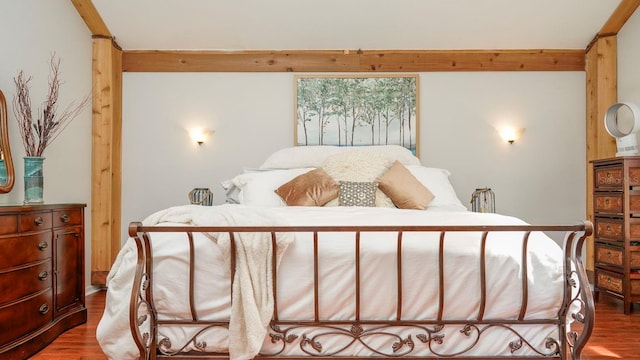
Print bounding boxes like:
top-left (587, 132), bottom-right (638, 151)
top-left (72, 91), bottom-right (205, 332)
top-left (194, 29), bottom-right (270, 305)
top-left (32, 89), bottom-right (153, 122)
top-left (97, 205), bottom-right (565, 359)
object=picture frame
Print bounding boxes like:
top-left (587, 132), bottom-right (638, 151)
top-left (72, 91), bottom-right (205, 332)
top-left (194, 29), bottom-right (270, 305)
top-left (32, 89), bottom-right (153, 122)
top-left (294, 74), bottom-right (419, 155)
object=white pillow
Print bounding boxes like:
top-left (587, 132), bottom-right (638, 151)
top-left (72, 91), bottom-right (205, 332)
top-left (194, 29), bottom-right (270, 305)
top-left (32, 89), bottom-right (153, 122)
top-left (220, 179), bottom-right (241, 204)
top-left (230, 168), bottom-right (315, 207)
top-left (406, 165), bottom-right (468, 211)
top-left (259, 145), bottom-right (420, 169)
top-left (259, 146), bottom-right (343, 169)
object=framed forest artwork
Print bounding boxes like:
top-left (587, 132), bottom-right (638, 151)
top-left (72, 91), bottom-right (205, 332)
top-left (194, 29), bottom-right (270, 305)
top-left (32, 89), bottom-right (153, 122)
top-left (294, 74), bottom-right (419, 155)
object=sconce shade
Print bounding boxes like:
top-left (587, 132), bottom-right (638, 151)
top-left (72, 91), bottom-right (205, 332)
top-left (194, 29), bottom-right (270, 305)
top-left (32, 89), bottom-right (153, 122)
top-left (190, 129), bottom-right (210, 145)
top-left (498, 127), bottom-right (522, 144)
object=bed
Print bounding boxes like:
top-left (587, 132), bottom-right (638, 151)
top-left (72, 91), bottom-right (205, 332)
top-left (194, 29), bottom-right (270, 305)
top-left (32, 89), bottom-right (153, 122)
top-left (96, 145), bottom-right (594, 360)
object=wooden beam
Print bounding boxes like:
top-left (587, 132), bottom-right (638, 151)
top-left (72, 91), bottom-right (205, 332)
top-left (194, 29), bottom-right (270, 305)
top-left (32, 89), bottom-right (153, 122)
top-left (91, 38), bottom-right (122, 287)
top-left (599, 0), bottom-right (640, 36)
top-left (122, 49), bottom-right (585, 73)
top-left (585, 35), bottom-right (617, 271)
top-left (70, 0), bottom-right (111, 38)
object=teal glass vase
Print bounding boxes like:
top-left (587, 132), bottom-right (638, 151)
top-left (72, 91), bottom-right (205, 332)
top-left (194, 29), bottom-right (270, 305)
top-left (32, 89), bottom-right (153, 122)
top-left (0, 159), bottom-right (6, 185)
top-left (24, 156), bottom-right (44, 204)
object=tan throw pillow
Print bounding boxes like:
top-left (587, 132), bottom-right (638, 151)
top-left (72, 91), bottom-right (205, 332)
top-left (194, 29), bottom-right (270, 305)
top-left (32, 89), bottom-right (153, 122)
top-left (275, 168), bottom-right (339, 206)
top-left (377, 161), bottom-right (435, 210)
top-left (338, 181), bottom-right (377, 207)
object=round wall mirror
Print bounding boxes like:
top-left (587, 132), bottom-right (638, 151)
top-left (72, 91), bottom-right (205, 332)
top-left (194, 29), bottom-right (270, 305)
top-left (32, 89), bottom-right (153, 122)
top-left (0, 89), bottom-right (15, 193)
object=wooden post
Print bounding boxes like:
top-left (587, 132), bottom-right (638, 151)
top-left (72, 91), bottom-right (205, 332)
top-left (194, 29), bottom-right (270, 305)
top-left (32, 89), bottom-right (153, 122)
top-left (585, 35), bottom-right (617, 271)
top-left (91, 37), bottom-right (122, 286)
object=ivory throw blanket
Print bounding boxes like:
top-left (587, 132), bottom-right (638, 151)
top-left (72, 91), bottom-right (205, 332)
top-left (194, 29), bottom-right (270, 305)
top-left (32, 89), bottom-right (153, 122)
top-left (133, 204), bottom-right (292, 360)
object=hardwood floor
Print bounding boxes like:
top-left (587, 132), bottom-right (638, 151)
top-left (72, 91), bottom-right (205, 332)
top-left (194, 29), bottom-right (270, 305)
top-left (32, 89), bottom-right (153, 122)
top-left (29, 291), bottom-right (640, 359)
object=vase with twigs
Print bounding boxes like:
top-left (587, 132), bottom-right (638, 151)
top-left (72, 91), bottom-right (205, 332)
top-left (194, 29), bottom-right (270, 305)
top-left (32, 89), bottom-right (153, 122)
top-left (13, 53), bottom-right (90, 204)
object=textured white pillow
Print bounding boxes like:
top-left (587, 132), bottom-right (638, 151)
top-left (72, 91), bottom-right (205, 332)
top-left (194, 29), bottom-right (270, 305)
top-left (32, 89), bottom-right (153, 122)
top-left (259, 145), bottom-right (420, 169)
top-left (406, 165), bottom-right (468, 211)
top-left (259, 146), bottom-right (344, 169)
top-left (322, 150), bottom-right (395, 207)
top-left (230, 168), bottom-right (315, 207)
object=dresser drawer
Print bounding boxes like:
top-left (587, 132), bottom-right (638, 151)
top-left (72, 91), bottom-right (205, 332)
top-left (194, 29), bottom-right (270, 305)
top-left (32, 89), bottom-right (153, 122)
top-left (0, 260), bottom-right (51, 303)
top-left (53, 208), bottom-right (82, 227)
top-left (632, 248), bottom-right (640, 268)
top-left (595, 166), bottom-right (623, 189)
top-left (0, 214), bottom-right (18, 236)
top-left (631, 193), bottom-right (640, 215)
top-left (630, 167), bottom-right (640, 187)
top-left (595, 244), bottom-right (623, 267)
top-left (596, 269), bottom-right (624, 294)
top-left (0, 233), bottom-right (51, 269)
top-left (20, 211), bottom-right (53, 232)
top-left (594, 193), bottom-right (623, 214)
top-left (594, 218), bottom-right (624, 242)
top-left (0, 290), bottom-right (52, 345)
top-left (632, 277), bottom-right (640, 296)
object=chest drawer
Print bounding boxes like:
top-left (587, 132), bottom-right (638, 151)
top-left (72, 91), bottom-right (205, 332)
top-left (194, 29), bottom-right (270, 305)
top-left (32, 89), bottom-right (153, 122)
top-left (633, 277), bottom-right (640, 296)
top-left (53, 208), bottom-right (82, 227)
top-left (0, 233), bottom-right (51, 269)
top-left (595, 166), bottom-right (623, 189)
top-left (0, 290), bottom-right (52, 345)
top-left (594, 218), bottom-right (624, 242)
top-left (595, 244), bottom-right (623, 267)
top-left (0, 214), bottom-right (18, 236)
top-left (594, 193), bottom-right (623, 214)
top-left (20, 212), bottom-right (52, 232)
top-left (0, 260), bottom-right (52, 303)
top-left (632, 248), bottom-right (640, 268)
top-left (596, 269), bottom-right (624, 294)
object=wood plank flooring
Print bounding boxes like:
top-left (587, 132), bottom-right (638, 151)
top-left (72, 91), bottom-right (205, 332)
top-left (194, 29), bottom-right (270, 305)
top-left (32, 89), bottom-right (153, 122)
top-left (29, 291), bottom-right (640, 359)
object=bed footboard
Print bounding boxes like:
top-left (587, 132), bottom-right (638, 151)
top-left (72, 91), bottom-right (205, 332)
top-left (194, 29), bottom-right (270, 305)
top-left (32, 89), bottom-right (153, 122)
top-left (127, 222), bottom-right (594, 360)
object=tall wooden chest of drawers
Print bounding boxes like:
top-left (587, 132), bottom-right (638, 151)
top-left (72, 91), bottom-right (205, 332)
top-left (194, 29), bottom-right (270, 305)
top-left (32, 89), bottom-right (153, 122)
top-left (0, 204), bottom-right (87, 359)
top-left (591, 157), bottom-right (640, 314)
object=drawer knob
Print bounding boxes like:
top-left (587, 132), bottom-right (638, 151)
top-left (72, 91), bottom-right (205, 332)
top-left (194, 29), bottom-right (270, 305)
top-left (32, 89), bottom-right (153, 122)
top-left (38, 241), bottom-right (48, 251)
top-left (60, 214), bottom-right (70, 223)
top-left (38, 271), bottom-right (49, 280)
top-left (607, 278), bottom-right (612, 284)
top-left (605, 199), bottom-right (610, 205)
top-left (607, 251), bottom-right (612, 258)
top-left (606, 225), bottom-right (612, 231)
top-left (607, 172), bottom-right (612, 178)
top-left (39, 303), bottom-right (49, 315)
top-left (34, 216), bottom-right (44, 226)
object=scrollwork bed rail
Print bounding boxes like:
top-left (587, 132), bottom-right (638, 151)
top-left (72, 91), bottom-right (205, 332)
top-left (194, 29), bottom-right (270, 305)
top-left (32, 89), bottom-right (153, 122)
top-left (126, 221), bottom-right (594, 360)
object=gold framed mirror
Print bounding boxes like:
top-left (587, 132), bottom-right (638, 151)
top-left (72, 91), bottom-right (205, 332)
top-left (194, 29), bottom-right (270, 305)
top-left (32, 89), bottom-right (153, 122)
top-left (0, 89), bottom-right (15, 193)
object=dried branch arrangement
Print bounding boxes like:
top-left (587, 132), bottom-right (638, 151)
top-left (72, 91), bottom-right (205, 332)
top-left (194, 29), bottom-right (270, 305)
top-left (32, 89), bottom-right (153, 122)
top-left (13, 54), bottom-right (90, 157)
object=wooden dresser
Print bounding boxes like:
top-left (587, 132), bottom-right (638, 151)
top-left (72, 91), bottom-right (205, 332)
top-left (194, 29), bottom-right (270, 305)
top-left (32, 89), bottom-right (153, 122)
top-left (591, 157), bottom-right (640, 314)
top-left (0, 204), bottom-right (87, 359)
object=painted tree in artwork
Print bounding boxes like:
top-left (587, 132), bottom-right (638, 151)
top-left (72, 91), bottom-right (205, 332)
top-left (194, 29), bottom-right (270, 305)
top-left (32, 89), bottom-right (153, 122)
top-left (296, 76), bottom-right (417, 153)
top-left (297, 78), bottom-right (333, 145)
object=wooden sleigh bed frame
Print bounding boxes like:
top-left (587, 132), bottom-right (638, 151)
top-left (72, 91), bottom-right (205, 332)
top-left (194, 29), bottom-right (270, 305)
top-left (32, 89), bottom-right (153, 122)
top-left (125, 221), bottom-right (594, 360)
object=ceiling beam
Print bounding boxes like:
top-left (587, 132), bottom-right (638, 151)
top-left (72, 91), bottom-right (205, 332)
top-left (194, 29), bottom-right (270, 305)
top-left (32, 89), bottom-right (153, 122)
top-left (599, 0), bottom-right (640, 36)
top-left (122, 49), bottom-right (585, 72)
top-left (70, 0), bottom-right (111, 38)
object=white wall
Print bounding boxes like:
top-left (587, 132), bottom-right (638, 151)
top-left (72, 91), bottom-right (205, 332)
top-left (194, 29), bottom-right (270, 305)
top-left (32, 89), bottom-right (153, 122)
top-left (0, 1), bottom-right (93, 291)
top-left (122, 71), bottom-right (586, 245)
top-left (618, 7), bottom-right (640, 107)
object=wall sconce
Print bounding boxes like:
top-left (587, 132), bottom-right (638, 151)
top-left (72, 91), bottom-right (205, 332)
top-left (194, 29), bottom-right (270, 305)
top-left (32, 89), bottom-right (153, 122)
top-left (189, 128), bottom-right (213, 146)
top-left (498, 127), bottom-right (524, 144)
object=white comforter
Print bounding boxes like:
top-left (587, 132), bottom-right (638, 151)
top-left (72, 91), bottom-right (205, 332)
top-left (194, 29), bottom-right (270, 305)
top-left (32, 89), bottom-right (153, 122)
top-left (97, 205), bottom-right (566, 359)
